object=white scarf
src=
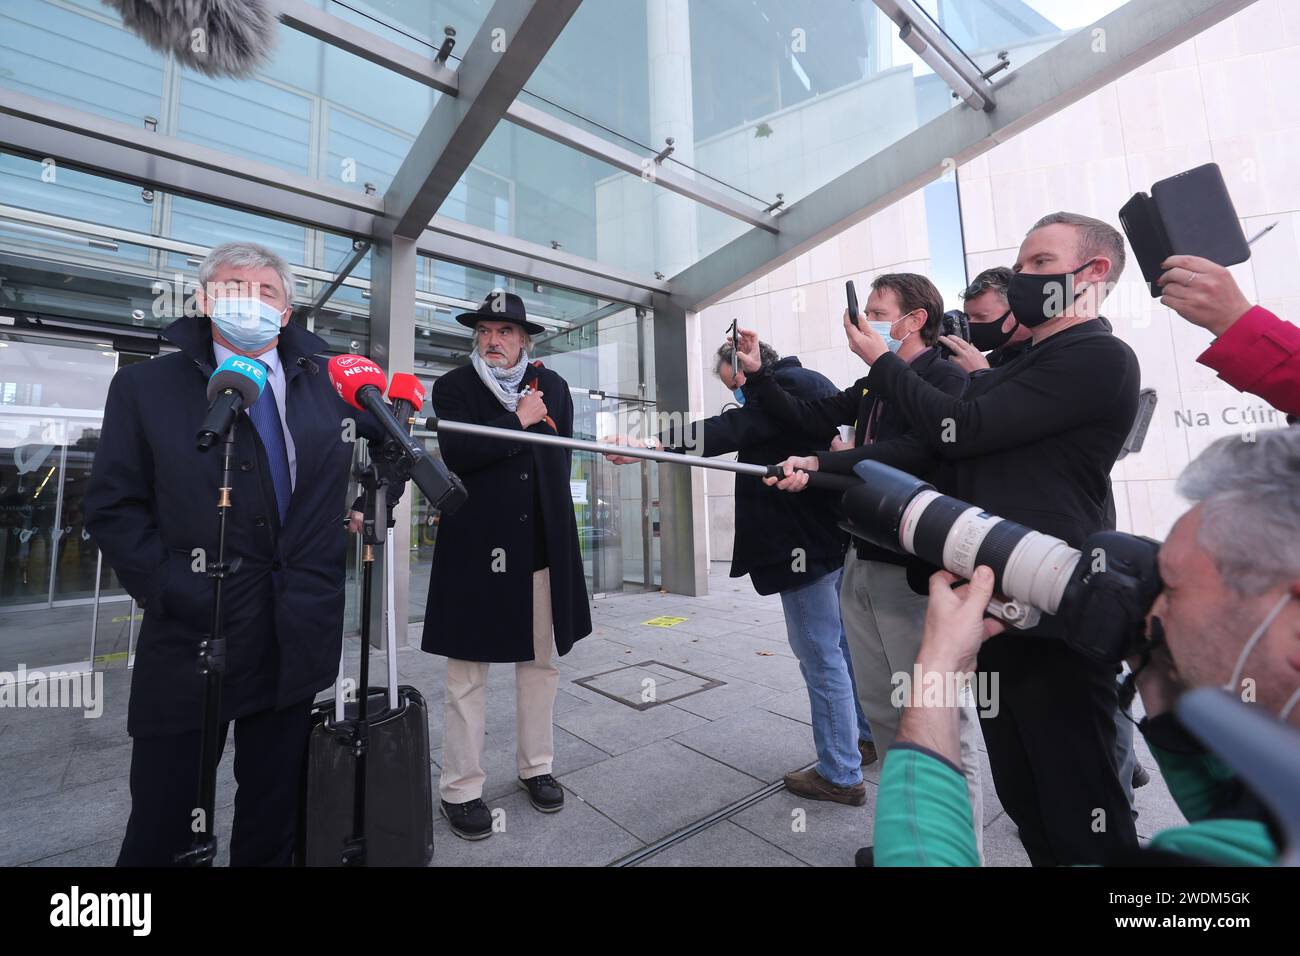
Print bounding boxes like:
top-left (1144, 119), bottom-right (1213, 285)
top-left (471, 348), bottom-right (530, 411)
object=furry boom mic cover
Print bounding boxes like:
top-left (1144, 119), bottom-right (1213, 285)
top-left (103, 0), bottom-right (279, 78)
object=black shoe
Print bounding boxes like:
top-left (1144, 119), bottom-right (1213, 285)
top-left (1132, 763), bottom-right (1151, 789)
top-left (854, 845), bottom-right (875, 867)
top-left (519, 774), bottom-right (564, 812)
top-left (440, 798), bottom-right (493, 840)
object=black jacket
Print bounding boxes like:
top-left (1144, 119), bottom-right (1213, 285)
top-left (748, 347), bottom-right (969, 564)
top-left (864, 318), bottom-right (1140, 632)
top-left (987, 337), bottom-right (1032, 369)
top-left (659, 356), bottom-right (846, 595)
top-left (84, 316), bottom-right (384, 737)
top-left (421, 362), bottom-right (592, 663)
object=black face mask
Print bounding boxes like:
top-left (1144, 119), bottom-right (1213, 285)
top-left (1008, 259), bottom-right (1096, 328)
top-left (968, 310), bottom-right (1015, 351)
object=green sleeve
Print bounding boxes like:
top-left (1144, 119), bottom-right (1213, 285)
top-left (874, 745), bottom-right (980, 867)
top-left (1147, 743), bottom-right (1240, 823)
top-left (1144, 743), bottom-right (1278, 865)
top-left (1148, 820), bottom-right (1276, 866)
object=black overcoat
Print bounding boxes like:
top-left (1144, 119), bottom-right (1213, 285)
top-left (84, 315), bottom-right (383, 737)
top-left (420, 363), bottom-right (592, 663)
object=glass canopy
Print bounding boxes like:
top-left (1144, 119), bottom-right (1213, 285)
top-left (1, 0), bottom-right (1152, 297)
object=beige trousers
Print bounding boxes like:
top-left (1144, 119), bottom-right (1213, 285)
top-left (438, 569), bottom-right (561, 804)
top-left (840, 551), bottom-right (986, 861)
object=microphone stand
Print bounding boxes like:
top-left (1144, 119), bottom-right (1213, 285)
top-left (339, 456), bottom-right (387, 867)
top-left (176, 424), bottom-right (240, 866)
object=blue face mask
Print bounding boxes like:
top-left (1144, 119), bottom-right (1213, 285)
top-left (733, 388), bottom-right (746, 405)
top-left (209, 296), bottom-right (285, 351)
top-left (868, 320), bottom-right (907, 353)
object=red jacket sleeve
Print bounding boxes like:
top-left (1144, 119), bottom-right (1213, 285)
top-left (1197, 306), bottom-right (1300, 416)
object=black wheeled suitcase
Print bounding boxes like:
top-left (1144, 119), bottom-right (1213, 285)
top-left (298, 538), bottom-right (435, 866)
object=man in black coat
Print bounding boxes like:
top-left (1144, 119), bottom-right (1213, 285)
top-left (744, 274), bottom-right (985, 854)
top-left (422, 292), bottom-right (591, 841)
top-left (603, 339), bottom-right (875, 806)
top-left (840, 212), bottom-right (1142, 866)
top-left (84, 241), bottom-right (388, 866)
top-left (942, 266), bottom-right (1145, 807)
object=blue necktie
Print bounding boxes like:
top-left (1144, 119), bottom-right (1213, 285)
top-left (247, 360), bottom-right (292, 525)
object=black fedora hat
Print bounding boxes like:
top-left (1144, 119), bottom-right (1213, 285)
top-left (455, 291), bottom-right (545, 335)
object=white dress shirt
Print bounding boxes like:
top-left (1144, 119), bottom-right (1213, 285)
top-left (214, 340), bottom-right (298, 490)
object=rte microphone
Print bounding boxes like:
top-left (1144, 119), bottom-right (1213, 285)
top-left (327, 356), bottom-right (467, 514)
top-left (197, 356), bottom-right (266, 451)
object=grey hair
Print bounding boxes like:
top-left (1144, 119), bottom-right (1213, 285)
top-left (1030, 211), bottom-right (1127, 286)
top-left (1176, 426), bottom-right (1300, 595)
top-left (471, 324), bottom-right (533, 355)
top-left (198, 241), bottom-right (296, 304)
top-left (716, 339), bottom-right (778, 377)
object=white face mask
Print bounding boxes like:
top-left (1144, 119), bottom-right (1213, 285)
top-left (1224, 591), bottom-right (1297, 719)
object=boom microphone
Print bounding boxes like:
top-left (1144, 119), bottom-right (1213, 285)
top-left (197, 355), bottom-right (266, 450)
top-left (327, 356), bottom-right (466, 514)
top-left (103, 0), bottom-right (279, 79)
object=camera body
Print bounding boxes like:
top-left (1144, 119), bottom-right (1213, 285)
top-left (842, 460), bottom-right (1162, 665)
top-left (939, 309), bottom-right (971, 358)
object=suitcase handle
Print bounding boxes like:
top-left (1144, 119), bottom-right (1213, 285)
top-left (385, 536), bottom-right (399, 713)
top-left (332, 536), bottom-right (402, 723)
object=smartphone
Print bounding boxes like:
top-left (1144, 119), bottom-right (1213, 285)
top-left (728, 318), bottom-right (739, 378)
top-left (846, 280), bottom-right (861, 329)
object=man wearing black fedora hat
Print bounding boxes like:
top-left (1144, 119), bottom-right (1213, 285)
top-left (421, 291), bottom-right (593, 841)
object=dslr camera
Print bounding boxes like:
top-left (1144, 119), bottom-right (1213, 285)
top-left (938, 309), bottom-right (971, 359)
top-left (842, 461), bottom-right (1162, 665)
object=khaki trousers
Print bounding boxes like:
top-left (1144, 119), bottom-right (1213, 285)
top-left (840, 551), bottom-right (986, 860)
top-left (439, 569), bottom-right (560, 803)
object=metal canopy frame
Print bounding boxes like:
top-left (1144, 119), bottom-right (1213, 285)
top-left (874, 0), bottom-right (996, 112)
top-left (0, 0), bottom-right (1258, 601)
top-left (671, 0), bottom-right (1257, 311)
top-left (272, 0), bottom-right (779, 232)
top-left (0, 0), bottom-right (1249, 313)
top-left (382, 0), bottom-right (583, 238)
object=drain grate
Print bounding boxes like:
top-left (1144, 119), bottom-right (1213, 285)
top-left (573, 660), bottom-right (725, 711)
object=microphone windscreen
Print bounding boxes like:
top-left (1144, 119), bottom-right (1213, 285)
top-left (207, 355), bottom-right (267, 405)
top-left (388, 373), bottom-right (426, 412)
top-left (103, 0), bottom-right (279, 79)
top-left (328, 355), bottom-right (387, 410)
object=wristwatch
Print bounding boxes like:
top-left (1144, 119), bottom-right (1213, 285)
top-left (643, 436), bottom-right (659, 449)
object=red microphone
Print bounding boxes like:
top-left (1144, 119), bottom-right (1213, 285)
top-left (387, 372), bottom-right (425, 413)
top-left (328, 354), bottom-right (388, 409)
top-left (326, 356), bottom-right (468, 513)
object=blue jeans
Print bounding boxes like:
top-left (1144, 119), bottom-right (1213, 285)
top-left (779, 567), bottom-right (871, 787)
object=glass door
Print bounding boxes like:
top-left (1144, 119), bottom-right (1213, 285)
top-left (0, 332), bottom-right (120, 673)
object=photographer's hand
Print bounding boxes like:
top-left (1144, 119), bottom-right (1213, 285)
top-left (896, 568), bottom-right (1005, 765)
top-left (1128, 635), bottom-right (1185, 719)
top-left (940, 334), bottom-right (990, 373)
